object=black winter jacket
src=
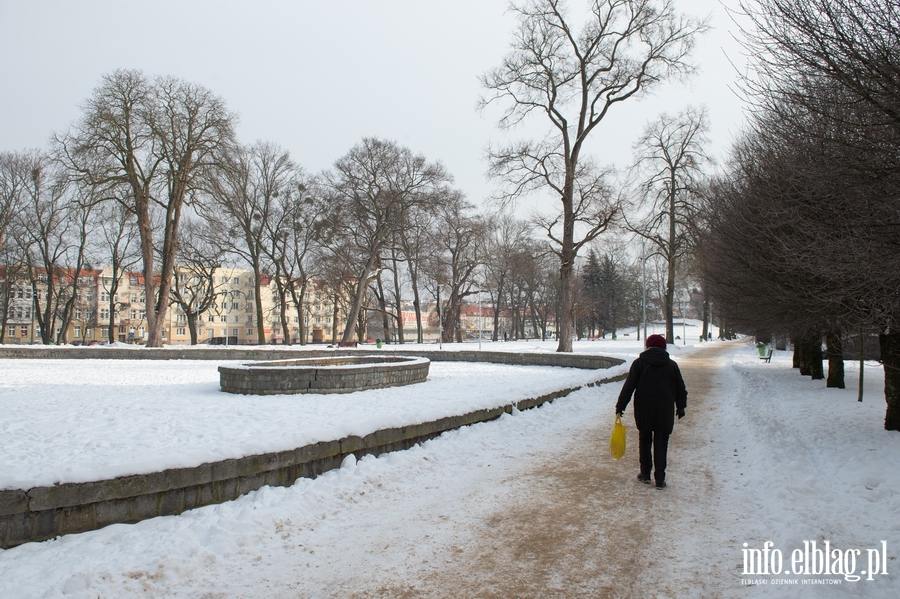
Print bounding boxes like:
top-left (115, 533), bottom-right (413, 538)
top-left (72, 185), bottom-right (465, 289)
top-left (615, 347), bottom-right (688, 434)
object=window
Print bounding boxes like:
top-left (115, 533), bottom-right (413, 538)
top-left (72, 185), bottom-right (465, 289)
top-left (232, 302), bottom-right (239, 310)
top-left (131, 294), bottom-right (137, 303)
top-left (100, 309), bottom-right (110, 320)
top-left (247, 328), bottom-right (253, 336)
top-left (20, 326), bottom-right (27, 337)
top-left (207, 314), bottom-right (214, 322)
top-left (130, 310), bottom-right (137, 320)
top-left (100, 291), bottom-right (110, 302)
top-left (176, 327), bottom-right (186, 336)
top-left (232, 315), bottom-right (239, 323)
top-left (207, 328), bottom-right (214, 338)
top-left (232, 328), bottom-right (238, 337)
top-left (86, 329), bottom-right (92, 339)
top-left (74, 327), bottom-right (81, 338)
top-left (220, 316), bottom-right (227, 322)
top-left (75, 309), bottom-right (82, 320)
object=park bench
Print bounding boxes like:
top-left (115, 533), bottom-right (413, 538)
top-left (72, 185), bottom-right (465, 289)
top-left (759, 348), bottom-right (773, 363)
top-left (337, 341), bottom-right (358, 348)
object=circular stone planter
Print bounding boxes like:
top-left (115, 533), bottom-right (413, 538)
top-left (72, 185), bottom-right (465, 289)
top-left (218, 355), bottom-right (430, 395)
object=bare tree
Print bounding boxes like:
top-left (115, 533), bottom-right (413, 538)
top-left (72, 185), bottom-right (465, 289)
top-left (739, 0), bottom-right (900, 141)
top-left (481, 0), bottom-right (707, 351)
top-left (729, 0), bottom-right (900, 429)
top-left (170, 218), bottom-right (227, 344)
top-left (324, 138), bottom-right (452, 344)
top-left (397, 201), bottom-right (440, 343)
top-left (12, 153), bottom-right (71, 344)
top-left (91, 199), bottom-right (141, 343)
top-left (261, 177), bottom-right (323, 346)
top-left (481, 213), bottom-right (532, 341)
top-left (628, 106), bottom-right (710, 342)
top-left (203, 141), bottom-right (297, 344)
top-left (0, 152), bottom-right (31, 343)
top-left (0, 152), bottom-right (31, 253)
top-left (424, 191), bottom-right (486, 343)
top-left (59, 69), bottom-right (236, 347)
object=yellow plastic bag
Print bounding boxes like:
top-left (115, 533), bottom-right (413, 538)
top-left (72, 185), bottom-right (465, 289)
top-left (610, 414), bottom-right (626, 460)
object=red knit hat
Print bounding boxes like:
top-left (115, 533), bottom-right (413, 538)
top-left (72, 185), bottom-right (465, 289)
top-left (645, 334), bottom-right (667, 350)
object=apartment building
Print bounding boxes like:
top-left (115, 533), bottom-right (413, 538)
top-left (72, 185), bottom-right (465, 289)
top-left (0, 265), bottom-right (346, 346)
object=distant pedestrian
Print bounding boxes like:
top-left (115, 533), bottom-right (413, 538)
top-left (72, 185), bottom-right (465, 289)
top-left (615, 334), bottom-right (687, 489)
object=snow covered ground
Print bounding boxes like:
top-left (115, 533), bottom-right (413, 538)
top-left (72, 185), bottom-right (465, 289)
top-left (0, 353), bottom-right (624, 490)
top-left (1, 325), bottom-right (897, 597)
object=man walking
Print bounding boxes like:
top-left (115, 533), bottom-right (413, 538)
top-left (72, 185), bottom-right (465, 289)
top-left (615, 334), bottom-right (688, 489)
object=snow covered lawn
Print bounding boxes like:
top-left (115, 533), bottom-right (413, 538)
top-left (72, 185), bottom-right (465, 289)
top-left (0, 350), bottom-right (627, 490)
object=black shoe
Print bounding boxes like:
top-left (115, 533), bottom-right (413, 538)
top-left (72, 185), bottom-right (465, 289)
top-left (655, 480), bottom-right (666, 489)
top-left (637, 473), bottom-right (651, 484)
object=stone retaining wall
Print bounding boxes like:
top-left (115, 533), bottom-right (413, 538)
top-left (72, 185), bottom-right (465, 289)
top-left (219, 356), bottom-right (431, 395)
top-left (0, 346), bottom-right (623, 371)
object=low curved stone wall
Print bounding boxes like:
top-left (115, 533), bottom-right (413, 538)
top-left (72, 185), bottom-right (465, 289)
top-left (0, 346), bottom-right (624, 371)
top-left (219, 355), bottom-right (430, 395)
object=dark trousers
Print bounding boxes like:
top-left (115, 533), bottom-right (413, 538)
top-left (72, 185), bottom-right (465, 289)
top-left (639, 430), bottom-right (670, 483)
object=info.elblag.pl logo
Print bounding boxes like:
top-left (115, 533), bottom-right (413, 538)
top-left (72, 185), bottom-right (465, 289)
top-left (741, 541), bottom-right (890, 585)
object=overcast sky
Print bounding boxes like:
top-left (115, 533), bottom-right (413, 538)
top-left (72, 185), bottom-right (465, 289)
top-left (0, 0), bottom-right (749, 211)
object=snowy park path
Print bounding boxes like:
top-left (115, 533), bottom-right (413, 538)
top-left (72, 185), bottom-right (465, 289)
top-left (341, 342), bottom-right (735, 599)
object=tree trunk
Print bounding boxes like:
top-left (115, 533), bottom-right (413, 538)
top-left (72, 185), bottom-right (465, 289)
top-left (342, 252), bottom-right (378, 343)
top-left (825, 330), bottom-right (845, 389)
top-left (279, 291), bottom-right (290, 346)
top-left (391, 253), bottom-right (404, 344)
top-left (701, 289), bottom-right (710, 340)
top-left (792, 335), bottom-right (801, 368)
top-left (375, 273), bottom-right (391, 343)
top-left (187, 312), bottom-right (199, 345)
top-left (880, 331), bottom-right (900, 431)
top-left (331, 295), bottom-right (339, 344)
top-left (252, 260), bottom-right (266, 346)
top-left (556, 248), bottom-right (574, 352)
top-left (797, 337), bottom-right (810, 375)
top-left (808, 335), bottom-right (824, 380)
